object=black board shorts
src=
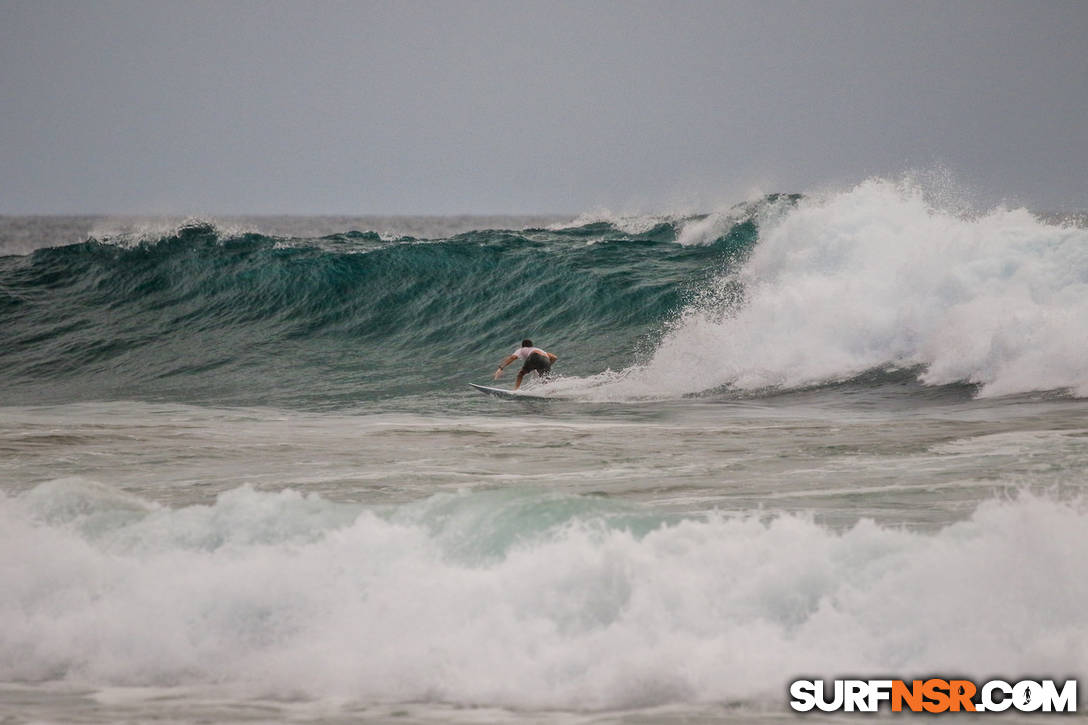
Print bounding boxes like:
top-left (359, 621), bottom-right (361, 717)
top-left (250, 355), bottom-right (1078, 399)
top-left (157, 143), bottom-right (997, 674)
top-left (519, 351), bottom-right (552, 376)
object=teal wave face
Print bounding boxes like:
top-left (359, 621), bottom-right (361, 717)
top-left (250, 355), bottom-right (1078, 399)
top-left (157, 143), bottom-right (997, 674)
top-left (0, 211), bottom-right (766, 408)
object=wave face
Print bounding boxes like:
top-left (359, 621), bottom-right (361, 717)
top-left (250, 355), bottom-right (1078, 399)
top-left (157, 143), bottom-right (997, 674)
top-left (0, 211), bottom-right (763, 407)
top-left (2, 182), bottom-right (1086, 406)
top-left (3, 481), bottom-right (1086, 709)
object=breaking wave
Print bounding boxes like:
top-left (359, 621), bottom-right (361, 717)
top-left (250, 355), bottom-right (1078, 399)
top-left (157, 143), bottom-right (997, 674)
top-left (2, 180), bottom-right (1085, 406)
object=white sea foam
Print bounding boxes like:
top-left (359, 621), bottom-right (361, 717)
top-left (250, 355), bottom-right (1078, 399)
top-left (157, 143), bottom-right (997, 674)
top-left (587, 178), bottom-right (1088, 399)
top-left (2, 481), bottom-right (1085, 709)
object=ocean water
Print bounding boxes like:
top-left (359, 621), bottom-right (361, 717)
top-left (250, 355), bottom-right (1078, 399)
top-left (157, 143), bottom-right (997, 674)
top-left (1, 179), bottom-right (1087, 723)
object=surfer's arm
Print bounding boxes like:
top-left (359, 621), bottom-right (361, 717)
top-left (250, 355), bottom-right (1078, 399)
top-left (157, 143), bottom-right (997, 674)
top-left (546, 352), bottom-right (558, 363)
top-left (494, 354), bottom-right (518, 379)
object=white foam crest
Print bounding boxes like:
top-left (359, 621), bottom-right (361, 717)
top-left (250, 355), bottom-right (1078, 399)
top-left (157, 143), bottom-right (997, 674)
top-left (674, 212), bottom-right (736, 247)
top-left (601, 178), bottom-right (1088, 398)
top-left (673, 195), bottom-right (796, 247)
top-left (87, 217), bottom-right (256, 247)
top-left (548, 208), bottom-right (682, 236)
top-left (2, 482), bottom-right (1086, 709)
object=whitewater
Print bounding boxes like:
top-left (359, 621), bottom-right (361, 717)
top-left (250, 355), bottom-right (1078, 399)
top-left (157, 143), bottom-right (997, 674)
top-left (2, 178), bottom-right (1086, 723)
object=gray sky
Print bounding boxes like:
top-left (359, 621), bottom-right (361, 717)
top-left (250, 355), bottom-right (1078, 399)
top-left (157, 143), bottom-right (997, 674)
top-left (2, 0), bottom-right (1086, 214)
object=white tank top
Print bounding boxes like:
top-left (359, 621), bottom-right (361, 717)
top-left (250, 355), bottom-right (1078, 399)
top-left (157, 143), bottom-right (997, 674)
top-left (514, 346), bottom-right (545, 360)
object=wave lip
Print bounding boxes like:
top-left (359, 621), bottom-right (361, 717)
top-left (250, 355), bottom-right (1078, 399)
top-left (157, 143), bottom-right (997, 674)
top-left (609, 178), bottom-right (1088, 399)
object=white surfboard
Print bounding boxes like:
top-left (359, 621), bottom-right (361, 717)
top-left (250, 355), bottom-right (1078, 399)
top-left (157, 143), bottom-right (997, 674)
top-left (469, 383), bottom-right (561, 400)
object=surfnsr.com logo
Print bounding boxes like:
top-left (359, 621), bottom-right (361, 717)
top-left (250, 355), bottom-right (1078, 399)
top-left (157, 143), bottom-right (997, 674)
top-left (789, 679), bottom-right (1078, 713)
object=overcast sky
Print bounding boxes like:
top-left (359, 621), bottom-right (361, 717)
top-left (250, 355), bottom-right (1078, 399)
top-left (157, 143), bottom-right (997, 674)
top-left (2, 0), bottom-right (1086, 214)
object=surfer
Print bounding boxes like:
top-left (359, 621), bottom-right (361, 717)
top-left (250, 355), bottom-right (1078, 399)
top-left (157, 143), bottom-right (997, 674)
top-left (494, 339), bottom-right (558, 390)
